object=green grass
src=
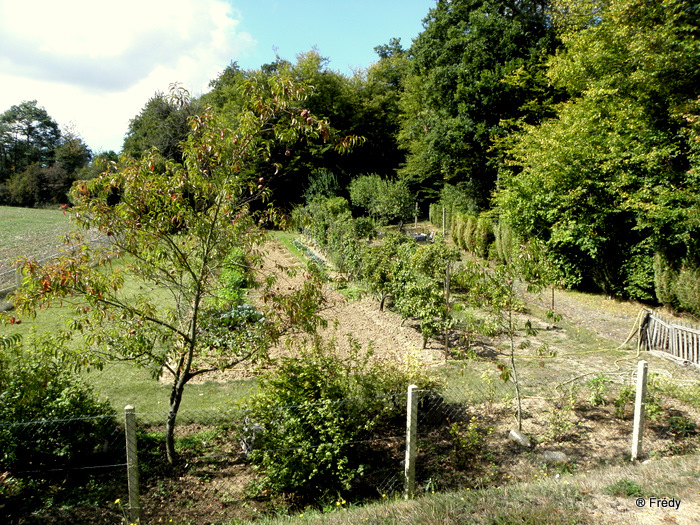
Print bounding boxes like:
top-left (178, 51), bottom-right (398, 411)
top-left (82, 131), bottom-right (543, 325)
top-left (273, 230), bottom-right (306, 262)
top-left (0, 206), bottom-right (73, 271)
top-left (4, 252), bottom-right (259, 413)
top-left (235, 453), bottom-right (700, 525)
top-left (86, 361), bottom-right (257, 414)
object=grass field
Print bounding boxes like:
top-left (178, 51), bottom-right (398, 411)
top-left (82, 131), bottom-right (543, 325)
top-left (1, 209), bottom-right (260, 413)
top-left (0, 206), bottom-right (73, 273)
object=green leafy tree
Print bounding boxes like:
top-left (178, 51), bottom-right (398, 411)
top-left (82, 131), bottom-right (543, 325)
top-left (349, 173), bottom-right (413, 224)
top-left (459, 241), bottom-right (557, 431)
top-left (398, 0), bottom-right (559, 206)
top-left (8, 77), bottom-right (332, 464)
top-left (361, 232), bottom-right (416, 310)
top-left (496, 0), bottom-right (700, 301)
top-left (405, 240), bottom-right (461, 353)
top-left (0, 100), bottom-right (61, 184)
top-left (55, 126), bottom-right (92, 176)
top-left (122, 84), bottom-right (204, 164)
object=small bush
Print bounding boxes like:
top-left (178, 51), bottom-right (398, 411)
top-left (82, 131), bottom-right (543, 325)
top-left (243, 337), bottom-right (438, 505)
top-left (654, 255), bottom-right (700, 316)
top-left (673, 265), bottom-right (700, 317)
top-left (586, 375), bottom-right (611, 407)
top-left (613, 384), bottom-right (636, 419)
top-left (0, 334), bottom-right (117, 471)
top-left (464, 215), bottom-right (477, 253)
top-left (474, 215), bottom-right (495, 259)
top-left (494, 221), bottom-right (516, 263)
top-left (217, 247), bottom-right (254, 305)
top-left (450, 417), bottom-right (493, 468)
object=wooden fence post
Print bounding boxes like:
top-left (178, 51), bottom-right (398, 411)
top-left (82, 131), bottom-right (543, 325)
top-left (631, 361), bottom-right (648, 461)
top-left (404, 385), bottom-right (418, 499)
top-left (124, 405), bottom-right (141, 523)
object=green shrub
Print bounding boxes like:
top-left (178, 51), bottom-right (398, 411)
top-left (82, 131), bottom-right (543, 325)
top-left (654, 254), bottom-right (675, 305)
top-left (653, 255), bottom-right (700, 317)
top-left (494, 221), bottom-right (515, 263)
top-left (604, 479), bottom-right (646, 498)
top-left (464, 214), bottom-right (477, 253)
top-left (302, 168), bottom-right (341, 202)
top-left (349, 174), bottom-right (412, 225)
top-left (474, 215), bottom-right (495, 259)
top-left (451, 213), bottom-right (465, 248)
top-left (243, 337), bottom-right (438, 504)
top-left (217, 247), bottom-right (254, 305)
top-left (0, 334), bottom-right (117, 472)
top-left (673, 265), bottom-right (700, 317)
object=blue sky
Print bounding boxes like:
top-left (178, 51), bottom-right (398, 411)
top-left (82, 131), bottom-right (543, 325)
top-left (0, 0), bottom-right (434, 153)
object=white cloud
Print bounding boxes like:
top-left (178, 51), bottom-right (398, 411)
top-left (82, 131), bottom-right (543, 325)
top-left (0, 0), bottom-right (256, 151)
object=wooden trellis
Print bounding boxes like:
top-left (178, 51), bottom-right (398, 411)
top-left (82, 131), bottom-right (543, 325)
top-left (640, 310), bottom-right (700, 366)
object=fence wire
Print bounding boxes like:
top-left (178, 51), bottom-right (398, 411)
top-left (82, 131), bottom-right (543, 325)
top-left (0, 413), bottom-right (127, 524)
top-left (2, 367), bottom-right (698, 524)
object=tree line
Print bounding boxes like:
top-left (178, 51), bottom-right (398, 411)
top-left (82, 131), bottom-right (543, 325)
top-left (0, 101), bottom-right (118, 207)
top-left (3, 0), bottom-right (699, 311)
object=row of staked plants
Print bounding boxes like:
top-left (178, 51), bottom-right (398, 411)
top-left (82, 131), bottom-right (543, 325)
top-left (291, 179), bottom-right (565, 439)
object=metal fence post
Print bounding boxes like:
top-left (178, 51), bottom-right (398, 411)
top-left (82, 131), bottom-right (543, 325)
top-left (631, 361), bottom-right (648, 461)
top-left (124, 405), bottom-right (141, 523)
top-left (404, 384), bottom-right (418, 499)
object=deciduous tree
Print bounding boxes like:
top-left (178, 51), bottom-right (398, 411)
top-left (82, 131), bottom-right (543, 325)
top-left (9, 77), bottom-right (333, 464)
top-left (0, 100), bottom-right (61, 184)
top-left (398, 0), bottom-right (558, 206)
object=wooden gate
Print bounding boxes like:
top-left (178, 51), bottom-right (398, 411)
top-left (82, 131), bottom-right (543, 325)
top-left (640, 310), bottom-right (700, 366)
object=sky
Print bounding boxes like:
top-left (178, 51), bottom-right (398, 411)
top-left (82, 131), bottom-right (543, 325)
top-left (0, 0), bottom-right (434, 154)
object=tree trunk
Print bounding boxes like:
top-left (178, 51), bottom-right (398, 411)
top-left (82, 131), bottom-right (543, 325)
top-left (165, 373), bottom-right (187, 465)
top-left (509, 335), bottom-right (523, 432)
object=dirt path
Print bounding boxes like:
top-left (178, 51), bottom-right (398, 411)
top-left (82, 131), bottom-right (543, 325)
top-left (257, 240), bottom-right (443, 365)
top-left (523, 285), bottom-right (643, 344)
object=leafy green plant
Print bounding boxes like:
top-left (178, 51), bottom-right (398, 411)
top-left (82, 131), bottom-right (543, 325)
top-left (243, 336), bottom-right (438, 505)
top-left (542, 387), bottom-right (579, 443)
top-left (450, 417), bottom-right (493, 468)
top-left (0, 332), bottom-right (117, 472)
top-left (668, 415), bottom-right (696, 439)
top-left (644, 374), bottom-right (664, 422)
top-left (216, 247), bottom-right (254, 305)
top-left (459, 240), bottom-right (557, 431)
top-left (586, 375), bottom-right (611, 407)
top-left (349, 174), bottom-right (412, 225)
top-left (614, 385), bottom-right (636, 419)
top-left (604, 479), bottom-right (646, 498)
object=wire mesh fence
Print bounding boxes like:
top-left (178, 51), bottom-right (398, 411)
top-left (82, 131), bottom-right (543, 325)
top-left (0, 413), bottom-right (128, 524)
top-left (2, 363), bottom-right (698, 524)
top-left (411, 365), bottom-right (700, 497)
top-left (0, 234), bottom-right (111, 297)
